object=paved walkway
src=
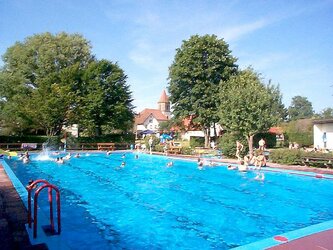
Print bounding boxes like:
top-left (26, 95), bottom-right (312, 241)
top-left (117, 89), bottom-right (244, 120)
top-left (267, 229), bottom-right (333, 250)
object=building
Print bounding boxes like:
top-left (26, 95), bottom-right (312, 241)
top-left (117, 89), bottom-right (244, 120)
top-left (313, 119), bottom-right (333, 150)
top-left (134, 90), bottom-right (171, 135)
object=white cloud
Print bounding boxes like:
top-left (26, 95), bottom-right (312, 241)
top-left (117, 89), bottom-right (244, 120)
top-left (220, 19), bottom-right (268, 42)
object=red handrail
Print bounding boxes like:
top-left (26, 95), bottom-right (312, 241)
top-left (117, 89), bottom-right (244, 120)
top-left (27, 179), bottom-right (61, 238)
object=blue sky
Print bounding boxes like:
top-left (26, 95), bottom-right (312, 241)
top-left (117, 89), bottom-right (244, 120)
top-left (1, 0), bottom-right (332, 113)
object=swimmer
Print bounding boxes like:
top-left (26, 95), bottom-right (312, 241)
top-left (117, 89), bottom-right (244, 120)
top-left (209, 160), bottom-right (217, 167)
top-left (106, 150), bottom-right (112, 155)
top-left (26, 179), bottom-right (36, 189)
top-left (135, 154), bottom-right (139, 159)
top-left (227, 164), bottom-right (237, 170)
top-left (167, 161), bottom-right (174, 167)
top-left (121, 154), bottom-right (126, 159)
top-left (238, 160), bottom-right (248, 172)
top-left (64, 153), bottom-right (71, 160)
top-left (74, 153), bottom-right (80, 158)
top-left (19, 153), bottom-right (24, 160)
top-left (56, 157), bottom-right (64, 164)
top-left (198, 161), bottom-right (204, 170)
top-left (255, 172), bottom-right (265, 181)
top-left (23, 156), bottom-right (30, 164)
top-left (120, 162), bottom-right (126, 168)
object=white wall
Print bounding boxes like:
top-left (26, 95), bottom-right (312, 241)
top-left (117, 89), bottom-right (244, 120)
top-left (136, 115), bottom-right (161, 132)
top-left (314, 123), bottom-right (333, 150)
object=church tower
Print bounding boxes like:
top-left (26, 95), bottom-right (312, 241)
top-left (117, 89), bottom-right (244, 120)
top-left (158, 90), bottom-right (171, 118)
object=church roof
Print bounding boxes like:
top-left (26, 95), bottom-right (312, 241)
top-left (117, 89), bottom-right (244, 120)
top-left (135, 108), bottom-right (169, 125)
top-left (158, 90), bottom-right (169, 103)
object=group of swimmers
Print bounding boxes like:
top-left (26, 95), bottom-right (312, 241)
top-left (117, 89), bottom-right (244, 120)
top-left (196, 158), bottom-right (218, 170)
top-left (55, 152), bottom-right (81, 164)
top-left (19, 151), bottom-right (30, 164)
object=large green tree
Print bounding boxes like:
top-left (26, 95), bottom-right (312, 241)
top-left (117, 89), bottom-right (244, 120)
top-left (168, 34), bottom-right (238, 147)
top-left (77, 60), bottom-right (134, 136)
top-left (0, 32), bottom-right (135, 137)
top-left (219, 68), bottom-right (285, 154)
top-left (0, 32), bottom-right (93, 135)
top-left (288, 95), bottom-right (314, 121)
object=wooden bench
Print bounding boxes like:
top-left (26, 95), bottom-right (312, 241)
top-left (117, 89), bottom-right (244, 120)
top-left (301, 157), bottom-right (333, 168)
top-left (97, 143), bottom-right (115, 151)
top-left (167, 146), bottom-right (182, 155)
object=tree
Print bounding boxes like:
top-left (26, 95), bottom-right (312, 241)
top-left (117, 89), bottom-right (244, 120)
top-left (168, 34), bottom-right (238, 147)
top-left (78, 60), bottom-right (134, 136)
top-left (0, 33), bottom-right (135, 137)
top-left (219, 68), bottom-right (285, 154)
top-left (288, 96), bottom-right (314, 121)
top-left (316, 107), bottom-right (333, 119)
top-left (0, 32), bottom-right (93, 136)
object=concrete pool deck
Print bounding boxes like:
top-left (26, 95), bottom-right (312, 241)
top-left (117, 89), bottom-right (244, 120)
top-left (1, 153), bottom-right (333, 249)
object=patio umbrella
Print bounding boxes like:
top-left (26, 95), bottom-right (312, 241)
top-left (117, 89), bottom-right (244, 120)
top-left (140, 130), bottom-right (155, 135)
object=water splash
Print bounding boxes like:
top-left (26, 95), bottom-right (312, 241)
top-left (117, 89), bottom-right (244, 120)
top-left (35, 143), bottom-right (52, 161)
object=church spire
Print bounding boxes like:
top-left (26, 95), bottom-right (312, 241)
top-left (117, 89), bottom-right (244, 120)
top-left (158, 90), bottom-right (171, 117)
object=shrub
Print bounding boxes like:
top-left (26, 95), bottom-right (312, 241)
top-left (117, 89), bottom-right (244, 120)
top-left (78, 133), bottom-right (135, 143)
top-left (270, 149), bottom-right (333, 166)
top-left (181, 146), bottom-right (194, 155)
top-left (269, 149), bottom-right (303, 165)
top-left (0, 135), bottom-right (51, 143)
top-left (190, 137), bottom-right (205, 148)
top-left (284, 132), bottom-right (313, 147)
top-left (218, 133), bottom-right (248, 158)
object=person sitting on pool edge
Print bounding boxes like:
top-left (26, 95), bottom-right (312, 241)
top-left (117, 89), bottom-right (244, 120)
top-left (254, 152), bottom-right (266, 170)
top-left (244, 153), bottom-right (257, 167)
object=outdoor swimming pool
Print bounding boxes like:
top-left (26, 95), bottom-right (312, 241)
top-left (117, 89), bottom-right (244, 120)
top-left (4, 152), bottom-right (333, 249)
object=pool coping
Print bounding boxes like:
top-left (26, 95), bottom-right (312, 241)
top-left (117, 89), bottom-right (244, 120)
top-left (1, 151), bottom-right (333, 249)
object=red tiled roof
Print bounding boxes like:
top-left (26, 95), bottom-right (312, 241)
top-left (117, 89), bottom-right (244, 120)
top-left (158, 90), bottom-right (169, 103)
top-left (135, 108), bottom-right (169, 125)
top-left (269, 127), bottom-right (284, 134)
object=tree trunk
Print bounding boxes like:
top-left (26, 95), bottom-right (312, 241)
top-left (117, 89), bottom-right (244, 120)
top-left (247, 134), bottom-right (254, 155)
top-left (95, 125), bottom-right (102, 136)
top-left (204, 127), bottom-right (210, 148)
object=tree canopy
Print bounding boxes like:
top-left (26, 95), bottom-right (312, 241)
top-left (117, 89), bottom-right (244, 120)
top-left (219, 67), bottom-right (285, 153)
top-left (288, 95), bottom-right (314, 121)
top-left (0, 32), bottom-right (134, 136)
top-left (168, 34), bottom-right (238, 147)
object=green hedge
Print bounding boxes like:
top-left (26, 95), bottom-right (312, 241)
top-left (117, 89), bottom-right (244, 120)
top-left (270, 149), bottom-right (333, 166)
top-left (0, 135), bottom-right (51, 143)
top-left (284, 132), bottom-right (313, 147)
top-left (190, 137), bottom-right (205, 148)
top-left (78, 133), bottom-right (135, 143)
top-left (269, 149), bottom-right (303, 165)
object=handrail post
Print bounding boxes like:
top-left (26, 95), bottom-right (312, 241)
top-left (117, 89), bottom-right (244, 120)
top-left (28, 180), bottom-right (61, 238)
top-left (48, 187), bottom-right (54, 232)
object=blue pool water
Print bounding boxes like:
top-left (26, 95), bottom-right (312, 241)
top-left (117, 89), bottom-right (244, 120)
top-left (5, 152), bottom-right (333, 249)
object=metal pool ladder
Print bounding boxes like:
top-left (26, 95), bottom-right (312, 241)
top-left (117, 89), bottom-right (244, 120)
top-left (27, 179), bottom-right (61, 238)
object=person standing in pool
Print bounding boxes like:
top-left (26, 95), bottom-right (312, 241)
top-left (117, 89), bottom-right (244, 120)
top-left (258, 138), bottom-right (265, 151)
top-left (236, 141), bottom-right (244, 160)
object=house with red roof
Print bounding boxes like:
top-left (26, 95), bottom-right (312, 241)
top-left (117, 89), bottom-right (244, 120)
top-left (134, 90), bottom-right (171, 135)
